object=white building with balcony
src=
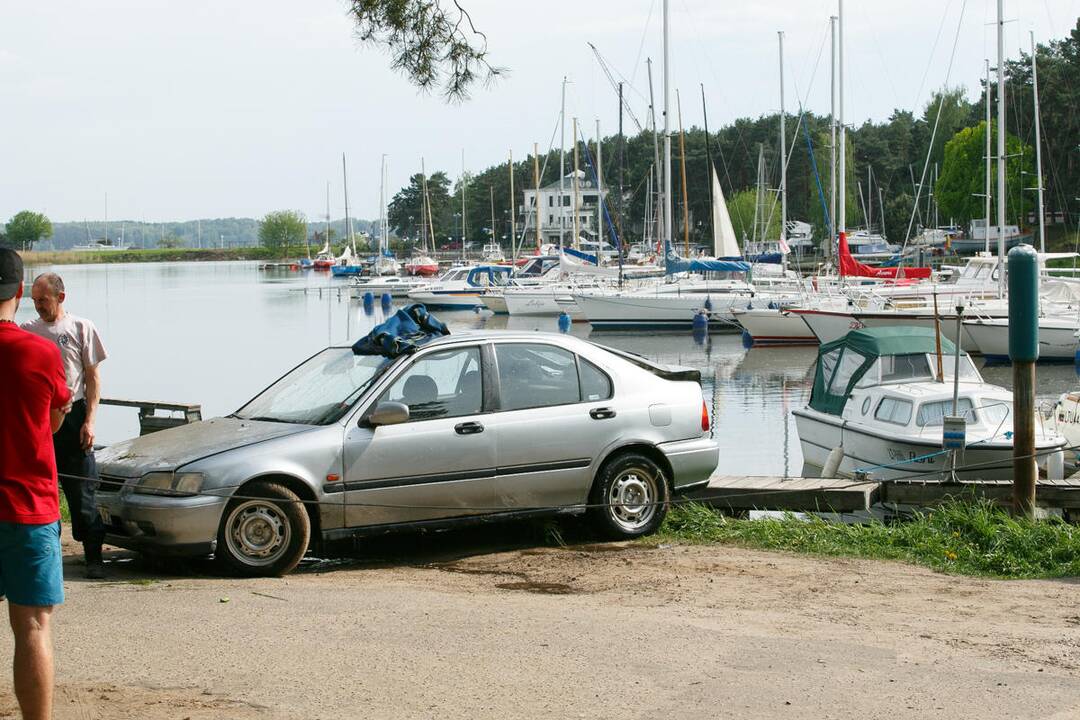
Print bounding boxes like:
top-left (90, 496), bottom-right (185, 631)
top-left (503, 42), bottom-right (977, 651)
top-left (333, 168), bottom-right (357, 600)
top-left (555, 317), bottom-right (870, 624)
top-left (521, 170), bottom-right (609, 245)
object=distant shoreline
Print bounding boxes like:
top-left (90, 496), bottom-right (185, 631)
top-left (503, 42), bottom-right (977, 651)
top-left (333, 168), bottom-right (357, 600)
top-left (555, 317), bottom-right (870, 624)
top-left (20, 247), bottom-right (284, 265)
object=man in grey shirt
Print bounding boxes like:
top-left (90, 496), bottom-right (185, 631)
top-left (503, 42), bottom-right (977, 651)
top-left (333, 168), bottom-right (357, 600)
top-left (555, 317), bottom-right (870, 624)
top-left (22, 273), bottom-right (108, 578)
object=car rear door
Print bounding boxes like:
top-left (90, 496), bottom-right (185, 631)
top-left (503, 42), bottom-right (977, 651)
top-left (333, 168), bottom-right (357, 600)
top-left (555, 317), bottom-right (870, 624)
top-left (339, 344), bottom-right (496, 528)
top-left (490, 341), bottom-right (619, 510)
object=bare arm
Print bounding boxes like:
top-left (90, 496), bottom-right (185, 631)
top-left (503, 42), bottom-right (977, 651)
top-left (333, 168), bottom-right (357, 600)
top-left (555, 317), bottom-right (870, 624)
top-left (51, 408), bottom-right (66, 433)
top-left (80, 364), bottom-right (101, 450)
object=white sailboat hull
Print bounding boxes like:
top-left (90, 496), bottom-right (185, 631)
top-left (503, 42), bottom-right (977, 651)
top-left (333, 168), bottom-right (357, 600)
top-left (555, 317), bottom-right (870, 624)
top-left (731, 308), bottom-right (816, 345)
top-left (503, 289), bottom-right (582, 317)
top-left (792, 309), bottom-right (1005, 351)
top-left (963, 316), bottom-right (1080, 360)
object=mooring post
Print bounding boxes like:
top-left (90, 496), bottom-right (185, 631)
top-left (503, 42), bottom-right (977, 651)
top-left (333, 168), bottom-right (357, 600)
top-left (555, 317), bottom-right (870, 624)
top-left (1008, 244), bottom-right (1038, 517)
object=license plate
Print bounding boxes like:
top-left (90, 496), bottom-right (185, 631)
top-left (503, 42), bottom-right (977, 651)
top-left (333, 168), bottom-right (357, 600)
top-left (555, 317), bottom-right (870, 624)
top-left (99, 507), bottom-right (111, 525)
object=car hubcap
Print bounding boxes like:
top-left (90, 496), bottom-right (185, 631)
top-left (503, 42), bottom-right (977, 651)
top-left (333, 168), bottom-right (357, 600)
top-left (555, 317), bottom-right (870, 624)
top-left (225, 500), bottom-right (290, 566)
top-left (607, 468), bottom-right (657, 532)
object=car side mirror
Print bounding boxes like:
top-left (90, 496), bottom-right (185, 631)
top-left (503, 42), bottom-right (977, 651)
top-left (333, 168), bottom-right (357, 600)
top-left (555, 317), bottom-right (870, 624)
top-left (364, 401), bottom-right (410, 427)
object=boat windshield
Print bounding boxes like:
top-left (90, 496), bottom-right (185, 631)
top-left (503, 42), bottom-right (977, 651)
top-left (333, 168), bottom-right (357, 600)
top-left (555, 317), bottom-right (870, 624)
top-left (935, 354), bottom-right (981, 381)
top-left (234, 348), bottom-right (392, 425)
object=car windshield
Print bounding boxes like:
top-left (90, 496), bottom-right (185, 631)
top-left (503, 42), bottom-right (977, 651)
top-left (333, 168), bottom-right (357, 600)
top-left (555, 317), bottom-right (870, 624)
top-left (234, 348), bottom-right (392, 425)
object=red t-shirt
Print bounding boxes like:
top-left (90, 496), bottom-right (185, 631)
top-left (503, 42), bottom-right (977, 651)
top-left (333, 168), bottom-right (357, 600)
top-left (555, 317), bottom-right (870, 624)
top-left (0, 322), bottom-right (72, 524)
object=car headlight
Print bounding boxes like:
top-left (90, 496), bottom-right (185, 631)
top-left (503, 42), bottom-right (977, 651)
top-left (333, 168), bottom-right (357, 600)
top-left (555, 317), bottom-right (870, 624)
top-left (134, 472), bottom-right (206, 496)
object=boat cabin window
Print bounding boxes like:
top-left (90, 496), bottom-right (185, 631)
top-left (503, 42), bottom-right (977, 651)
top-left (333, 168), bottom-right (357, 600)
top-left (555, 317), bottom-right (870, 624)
top-left (875, 397), bottom-right (913, 426)
top-left (916, 398), bottom-right (975, 427)
top-left (979, 400), bottom-right (1012, 431)
top-left (876, 354), bottom-right (933, 383)
top-left (827, 349), bottom-right (868, 395)
top-left (936, 354), bottom-right (980, 381)
top-left (444, 269), bottom-right (467, 282)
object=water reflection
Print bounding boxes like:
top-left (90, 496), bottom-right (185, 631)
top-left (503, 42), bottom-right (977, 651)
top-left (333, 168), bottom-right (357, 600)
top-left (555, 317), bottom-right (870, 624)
top-left (16, 260), bottom-right (1080, 477)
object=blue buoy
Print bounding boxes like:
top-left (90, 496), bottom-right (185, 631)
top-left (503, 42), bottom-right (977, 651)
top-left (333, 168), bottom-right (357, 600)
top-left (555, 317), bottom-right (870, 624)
top-left (362, 291), bottom-right (374, 305)
top-left (703, 296), bottom-right (713, 311)
top-left (741, 329), bottom-right (754, 349)
top-left (692, 310), bottom-right (708, 331)
top-left (558, 312), bottom-right (572, 333)
top-left (381, 292), bottom-right (392, 306)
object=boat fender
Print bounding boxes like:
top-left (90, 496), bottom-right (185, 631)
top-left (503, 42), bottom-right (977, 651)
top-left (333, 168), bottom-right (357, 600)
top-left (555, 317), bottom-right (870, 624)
top-left (704, 296), bottom-right (713, 311)
top-left (558, 312), bottom-right (572, 333)
top-left (740, 329), bottom-right (753, 349)
top-left (1048, 449), bottom-right (1065, 481)
top-left (822, 446), bottom-right (845, 478)
top-left (362, 292), bottom-right (375, 306)
top-left (692, 311), bottom-right (708, 331)
top-left (381, 292), bottom-right (392, 306)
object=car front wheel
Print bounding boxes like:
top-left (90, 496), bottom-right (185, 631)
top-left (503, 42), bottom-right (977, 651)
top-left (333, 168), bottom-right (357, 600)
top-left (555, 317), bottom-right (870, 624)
top-left (216, 481), bottom-right (310, 577)
top-left (590, 452), bottom-right (669, 538)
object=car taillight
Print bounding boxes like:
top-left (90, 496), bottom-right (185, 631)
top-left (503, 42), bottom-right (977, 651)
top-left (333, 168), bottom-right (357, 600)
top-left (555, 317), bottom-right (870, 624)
top-left (701, 400), bottom-right (710, 432)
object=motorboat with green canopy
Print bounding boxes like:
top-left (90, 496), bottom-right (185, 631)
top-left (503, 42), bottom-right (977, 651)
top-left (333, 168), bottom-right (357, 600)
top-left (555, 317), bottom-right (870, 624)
top-left (794, 326), bottom-right (1066, 481)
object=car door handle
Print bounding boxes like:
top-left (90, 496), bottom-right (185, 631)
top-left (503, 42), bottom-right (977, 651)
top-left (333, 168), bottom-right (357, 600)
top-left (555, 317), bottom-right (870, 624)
top-left (589, 407), bottom-right (617, 420)
top-left (454, 421), bottom-right (485, 435)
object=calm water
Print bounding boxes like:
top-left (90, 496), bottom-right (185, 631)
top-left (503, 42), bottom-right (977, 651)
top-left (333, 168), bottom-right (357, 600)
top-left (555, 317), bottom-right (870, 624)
top-left (16, 261), bottom-right (1080, 476)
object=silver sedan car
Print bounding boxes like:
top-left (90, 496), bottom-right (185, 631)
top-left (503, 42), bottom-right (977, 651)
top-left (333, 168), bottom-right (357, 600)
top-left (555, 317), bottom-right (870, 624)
top-left (95, 331), bottom-right (719, 576)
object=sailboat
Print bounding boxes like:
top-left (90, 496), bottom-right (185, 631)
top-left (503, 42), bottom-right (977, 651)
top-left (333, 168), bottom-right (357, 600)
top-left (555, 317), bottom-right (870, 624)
top-left (405, 160), bottom-right (440, 277)
top-left (332, 154), bottom-right (364, 276)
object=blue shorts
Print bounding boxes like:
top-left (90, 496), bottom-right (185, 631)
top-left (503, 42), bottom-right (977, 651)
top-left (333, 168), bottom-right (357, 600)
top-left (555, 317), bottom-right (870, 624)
top-left (0, 521), bottom-right (64, 607)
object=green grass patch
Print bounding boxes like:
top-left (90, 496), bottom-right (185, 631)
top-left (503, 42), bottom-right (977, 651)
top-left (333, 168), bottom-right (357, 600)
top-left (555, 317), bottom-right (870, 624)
top-left (657, 500), bottom-right (1080, 579)
top-left (59, 494), bottom-right (70, 523)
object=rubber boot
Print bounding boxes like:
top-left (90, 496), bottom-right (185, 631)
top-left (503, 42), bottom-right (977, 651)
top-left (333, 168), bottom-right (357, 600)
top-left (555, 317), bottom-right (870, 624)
top-left (84, 543), bottom-right (106, 579)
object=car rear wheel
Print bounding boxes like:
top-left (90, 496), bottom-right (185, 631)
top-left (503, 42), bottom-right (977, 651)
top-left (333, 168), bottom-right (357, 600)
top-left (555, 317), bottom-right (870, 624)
top-left (589, 452), bottom-right (669, 538)
top-left (216, 481), bottom-right (310, 577)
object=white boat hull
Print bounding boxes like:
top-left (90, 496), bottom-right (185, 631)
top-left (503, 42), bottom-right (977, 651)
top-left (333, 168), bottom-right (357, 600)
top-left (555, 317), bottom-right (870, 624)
top-left (732, 308), bottom-right (816, 345)
top-left (793, 309), bottom-right (1003, 351)
top-left (794, 408), bottom-right (1064, 481)
top-left (480, 292), bottom-right (508, 314)
top-left (503, 290), bottom-right (582, 317)
top-left (406, 290), bottom-right (486, 308)
top-left (963, 317), bottom-right (1080, 360)
top-left (575, 291), bottom-right (799, 330)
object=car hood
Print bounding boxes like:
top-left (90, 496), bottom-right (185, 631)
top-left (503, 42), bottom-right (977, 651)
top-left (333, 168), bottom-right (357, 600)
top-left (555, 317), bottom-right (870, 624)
top-left (96, 417), bottom-right (314, 477)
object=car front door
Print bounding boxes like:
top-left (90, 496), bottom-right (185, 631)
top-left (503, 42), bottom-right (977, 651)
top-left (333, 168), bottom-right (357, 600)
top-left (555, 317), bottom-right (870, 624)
top-left (340, 345), bottom-right (496, 528)
top-left (491, 342), bottom-right (618, 510)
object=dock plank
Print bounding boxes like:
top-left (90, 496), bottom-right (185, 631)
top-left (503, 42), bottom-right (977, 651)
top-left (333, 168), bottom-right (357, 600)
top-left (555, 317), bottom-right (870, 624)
top-left (688, 474), bottom-right (880, 513)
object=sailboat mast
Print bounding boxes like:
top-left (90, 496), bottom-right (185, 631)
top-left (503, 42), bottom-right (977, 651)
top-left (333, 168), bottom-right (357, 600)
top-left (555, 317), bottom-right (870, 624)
top-left (779, 30), bottom-right (787, 270)
top-left (838, 0), bottom-right (846, 242)
top-left (618, 84), bottom-right (625, 287)
top-left (344, 154), bottom-right (353, 256)
top-left (662, 0), bottom-right (672, 255)
top-left (984, 59), bottom-right (992, 254)
top-left (572, 117), bottom-right (580, 250)
top-left (1031, 31), bottom-right (1045, 253)
top-left (509, 149), bottom-right (516, 263)
top-left (595, 119), bottom-right (603, 252)
top-left (829, 15), bottom-right (837, 262)
top-left (996, 0), bottom-right (1006, 298)
top-left (677, 90), bottom-right (690, 256)
top-left (701, 85), bottom-right (715, 250)
top-left (461, 149), bottom-right (467, 264)
top-left (382, 157), bottom-right (389, 256)
top-left (104, 192), bottom-right (108, 245)
top-left (489, 186), bottom-right (497, 257)
top-left (533, 143), bottom-right (541, 252)
top-left (560, 77), bottom-right (567, 251)
top-left (647, 59), bottom-right (663, 253)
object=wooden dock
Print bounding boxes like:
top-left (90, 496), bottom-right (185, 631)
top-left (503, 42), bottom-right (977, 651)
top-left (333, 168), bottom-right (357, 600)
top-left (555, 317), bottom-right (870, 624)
top-left (688, 473), bottom-right (1080, 518)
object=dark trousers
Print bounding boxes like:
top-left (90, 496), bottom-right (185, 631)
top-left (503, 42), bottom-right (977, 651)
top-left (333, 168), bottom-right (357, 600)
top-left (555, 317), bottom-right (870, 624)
top-left (55, 399), bottom-right (105, 547)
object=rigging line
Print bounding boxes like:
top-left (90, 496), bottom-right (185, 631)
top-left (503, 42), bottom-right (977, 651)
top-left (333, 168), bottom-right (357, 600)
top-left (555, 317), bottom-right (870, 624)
top-left (630, 0), bottom-right (658, 92)
top-left (908, 0), bottom-right (959, 116)
top-left (900, 0), bottom-right (970, 250)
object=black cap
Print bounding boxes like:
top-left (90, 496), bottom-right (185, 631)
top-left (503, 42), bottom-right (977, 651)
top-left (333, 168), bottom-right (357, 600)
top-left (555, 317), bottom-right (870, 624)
top-left (0, 248), bottom-right (23, 301)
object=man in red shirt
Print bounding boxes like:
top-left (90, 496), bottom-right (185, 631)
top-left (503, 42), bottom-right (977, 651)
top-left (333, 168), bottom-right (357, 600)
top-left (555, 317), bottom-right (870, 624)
top-left (0, 248), bottom-right (71, 720)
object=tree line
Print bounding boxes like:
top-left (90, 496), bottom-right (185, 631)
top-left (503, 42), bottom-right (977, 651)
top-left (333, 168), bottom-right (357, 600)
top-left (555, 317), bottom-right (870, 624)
top-left (387, 20), bottom-right (1079, 250)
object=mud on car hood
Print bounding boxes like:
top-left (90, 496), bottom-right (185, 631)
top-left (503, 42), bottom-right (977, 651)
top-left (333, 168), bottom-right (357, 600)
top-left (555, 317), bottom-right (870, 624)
top-left (96, 417), bottom-right (313, 477)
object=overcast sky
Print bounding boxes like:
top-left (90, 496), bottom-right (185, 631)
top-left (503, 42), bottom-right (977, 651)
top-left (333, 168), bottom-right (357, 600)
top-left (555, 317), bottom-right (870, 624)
top-left (1, 0), bottom-right (1076, 223)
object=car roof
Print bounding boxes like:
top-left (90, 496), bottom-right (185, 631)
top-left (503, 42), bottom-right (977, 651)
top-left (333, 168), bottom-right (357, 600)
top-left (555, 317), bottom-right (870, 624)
top-left (330, 330), bottom-right (591, 352)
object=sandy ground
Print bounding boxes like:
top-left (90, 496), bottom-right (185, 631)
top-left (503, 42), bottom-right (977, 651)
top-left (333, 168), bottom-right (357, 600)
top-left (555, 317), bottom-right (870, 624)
top-left (0, 525), bottom-right (1078, 720)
